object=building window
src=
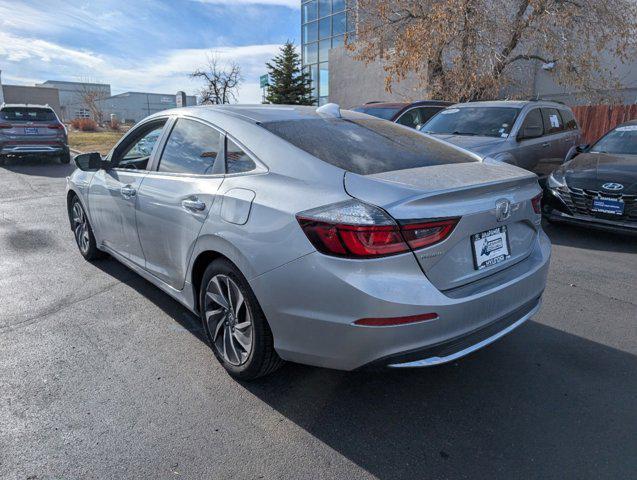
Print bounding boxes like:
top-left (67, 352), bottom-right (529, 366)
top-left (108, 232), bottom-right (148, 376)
top-left (304, 42), bottom-right (318, 64)
top-left (333, 0), bottom-right (345, 12)
top-left (319, 62), bottom-right (329, 97)
top-left (303, 21), bottom-right (318, 43)
top-left (332, 11), bottom-right (346, 36)
top-left (318, 0), bottom-right (331, 18)
top-left (319, 16), bottom-right (331, 39)
top-left (302, 0), bottom-right (317, 23)
top-left (75, 109), bottom-right (90, 119)
top-left (319, 39), bottom-right (331, 62)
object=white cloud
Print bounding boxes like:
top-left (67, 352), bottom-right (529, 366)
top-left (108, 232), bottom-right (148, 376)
top-left (0, 31), bottom-right (280, 104)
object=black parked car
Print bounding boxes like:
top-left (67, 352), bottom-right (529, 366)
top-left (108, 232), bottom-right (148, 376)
top-left (353, 100), bottom-right (453, 129)
top-left (544, 120), bottom-right (637, 235)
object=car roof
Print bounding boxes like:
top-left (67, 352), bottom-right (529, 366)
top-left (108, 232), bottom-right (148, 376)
top-left (0, 103), bottom-right (54, 109)
top-left (156, 104), bottom-right (372, 125)
top-left (450, 100), bottom-right (569, 109)
top-left (357, 100), bottom-right (452, 109)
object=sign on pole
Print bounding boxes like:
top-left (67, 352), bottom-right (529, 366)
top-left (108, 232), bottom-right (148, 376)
top-left (260, 75), bottom-right (269, 88)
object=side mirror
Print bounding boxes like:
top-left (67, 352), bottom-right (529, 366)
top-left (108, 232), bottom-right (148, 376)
top-left (74, 152), bottom-right (107, 171)
top-left (517, 125), bottom-right (543, 141)
top-left (575, 144), bottom-right (590, 153)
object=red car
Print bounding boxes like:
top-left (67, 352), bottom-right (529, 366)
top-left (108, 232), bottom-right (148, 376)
top-left (353, 100), bottom-right (453, 129)
top-left (0, 103), bottom-right (70, 164)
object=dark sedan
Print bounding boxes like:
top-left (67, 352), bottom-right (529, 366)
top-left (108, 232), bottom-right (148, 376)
top-left (353, 100), bottom-right (453, 129)
top-left (544, 120), bottom-right (637, 235)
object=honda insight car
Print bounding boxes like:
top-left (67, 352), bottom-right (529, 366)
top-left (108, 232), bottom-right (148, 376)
top-left (0, 103), bottom-right (70, 164)
top-left (67, 104), bottom-right (550, 380)
top-left (544, 120), bottom-right (637, 235)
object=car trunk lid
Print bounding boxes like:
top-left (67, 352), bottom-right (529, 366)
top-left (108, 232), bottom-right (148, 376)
top-left (344, 162), bottom-right (542, 292)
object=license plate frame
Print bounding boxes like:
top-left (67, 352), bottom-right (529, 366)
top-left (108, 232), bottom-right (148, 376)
top-left (24, 127), bottom-right (39, 135)
top-left (471, 225), bottom-right (511, 271)
top-left (591, 197), bottom-right (624, 216)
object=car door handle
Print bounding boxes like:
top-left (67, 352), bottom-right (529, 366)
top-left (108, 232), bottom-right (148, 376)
top-left (542, 142), bottom-right (550, 148)
top-left (121, 185), bottom-right (136, 198)
top-left (182, 198), bottom-right (206, 212)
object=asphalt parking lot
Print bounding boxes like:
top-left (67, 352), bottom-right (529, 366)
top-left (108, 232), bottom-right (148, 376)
top-left (1, 157), bottom-right (636, 480)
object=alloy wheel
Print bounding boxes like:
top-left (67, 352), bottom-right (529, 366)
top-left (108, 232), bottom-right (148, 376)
top-left (204, 274), bottom-right (253, 366)
top-left (72, 202), bottom-right (90, 254)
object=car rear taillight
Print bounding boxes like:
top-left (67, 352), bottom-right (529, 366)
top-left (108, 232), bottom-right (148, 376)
top-left (0, 122), bottom-right (12, 129)
top-left (47, 123), bottom-right (65, 130)
top-left (296, 200), bottom-right (458, 258)
top-left (531, 192), bottom-right (542, 214)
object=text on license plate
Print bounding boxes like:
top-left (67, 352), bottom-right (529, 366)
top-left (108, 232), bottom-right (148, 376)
top-left (592, 197), bottom-right (624, 216)
top-left (471, 226), bottom-right (511, 270)
top-left (24, 127), bottom-right (38, 135)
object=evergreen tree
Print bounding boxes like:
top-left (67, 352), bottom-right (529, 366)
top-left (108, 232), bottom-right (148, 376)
top-left (265, 42), bottom-right (314, 105)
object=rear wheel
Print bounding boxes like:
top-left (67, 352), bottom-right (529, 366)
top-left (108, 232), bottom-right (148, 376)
top-left (60, 149), bottom-right (71, 164)
top-left (199, 259), bottom-right (283, 380)
top-left (70, 197), bottom-right (103, 260)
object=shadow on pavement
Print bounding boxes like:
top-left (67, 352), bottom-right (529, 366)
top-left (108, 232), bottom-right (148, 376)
top-left (1, 157), bottom-right (75, 178)
top-left (92, 254), bottom-right (636, 479)
top-left (543, 219), bottom-right (637, 254)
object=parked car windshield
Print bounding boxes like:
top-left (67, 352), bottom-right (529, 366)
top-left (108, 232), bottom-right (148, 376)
top-left (260, 113), bottom-right (478, 175)
top-left (0, 107), bottom-right (57, 122)
top-left (590, 125), bottom-right (637, 155)
top-left (422, 106), bottom-right (520, 138)
top-left (352, 106), bottom-right (402, 121)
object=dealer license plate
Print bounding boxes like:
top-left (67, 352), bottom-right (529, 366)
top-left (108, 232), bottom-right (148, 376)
top-left (24, 127), bottom-right (39, 135)
top-left (592, 197), bottom-right (624, 216)
top-left (471, 226), bottom-right (511, 270)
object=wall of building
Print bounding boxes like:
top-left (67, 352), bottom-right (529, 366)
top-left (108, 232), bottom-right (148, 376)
top-left (92, 92), bottom-right (197, 123)
top-left (1, 85), bottom-right (62, 117)
top-left (328, 46), bottom-right (425, 108)
top-left (37, 80), bottom-right (111, 121)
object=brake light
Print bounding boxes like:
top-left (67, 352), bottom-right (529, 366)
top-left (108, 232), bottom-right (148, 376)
top-left (0, 122), bottom-right (12, 129)
top-left (355, 312), bottom-right (439, 327)
top-left (531, 192), bottom-right (542, 214)
top-left (47, 123), bottom-right (65, 130)
top-left (296, 200), bottom-right (458, 258)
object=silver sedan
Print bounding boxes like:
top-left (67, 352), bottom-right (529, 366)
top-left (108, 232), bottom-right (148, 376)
top-left (66, 104), bottom-right (550, 380)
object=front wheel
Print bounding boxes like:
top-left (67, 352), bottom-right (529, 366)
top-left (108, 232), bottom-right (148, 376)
top-left (200, 259), bottom-right (283, 380)
top-left (70, 197), bottom-right (103, 260)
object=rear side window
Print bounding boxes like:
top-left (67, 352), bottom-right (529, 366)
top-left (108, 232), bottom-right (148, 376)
top-left (353, 107), bottom-right (401, 120)
top-left (396, 109), bottom-right (420, 128)
top-left (0, 107), bottom-right (56, 122)
top-left (520, 109), bottom-right (544, 135)
top-left (541, 108), bottom-right (565, 134)
top-left (260, 113), bottom-right (478, 175)
top-left (226, 138), bottom-right (257, 174)
top-left (417, 107), bottom-right (443, 125)
top-left (158, 118), bottom-right (222, 175)
top-left (560, 109), bottom-right (579, 130)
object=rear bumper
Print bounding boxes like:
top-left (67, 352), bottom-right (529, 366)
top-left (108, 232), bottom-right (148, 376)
top-left (250, 231), bottom-right (551, 371)
top-left (1, 144), bottom-right (67, 156)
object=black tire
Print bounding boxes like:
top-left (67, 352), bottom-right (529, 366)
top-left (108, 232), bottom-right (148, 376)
top-left (70, 196), bottom-right (104, 261)
top-left (60, 149), bottom-right (71, 164)
top-left (199, 259), bottom-right (283, 380)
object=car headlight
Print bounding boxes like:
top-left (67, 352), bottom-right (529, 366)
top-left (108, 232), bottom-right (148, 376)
top-left (548, 169), bottom-right (566, 189)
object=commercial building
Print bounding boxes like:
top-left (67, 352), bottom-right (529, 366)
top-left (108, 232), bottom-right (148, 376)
top-left (0, 71), bottom-right (62, 117)
top-left (91, 91), bottom-right (197, 123)
top-left (301, 0), bottom-right (355, 105)
top-left (315, 3), bottom-right (637, 108)
top-left (37, 80), bottom-right (111, 121)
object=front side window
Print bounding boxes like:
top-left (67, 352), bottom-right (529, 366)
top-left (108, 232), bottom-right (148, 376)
top-left (422, 107), bottom-right (520, 138)
top-left (590, 125), bottom-right (637, 155)
top-left (396, 109), bottom-right (421, 129)
top-left (417, 107), bottom-right (444, 125)
top-left (226, 138), bottom-right (257, 174)
top-left (260, 112), bottom-right (478, 175)
top-left (158, 119), bottom-right (222, 175)
top-left (541, 108), bottom-right (565, 135)
top-left (114, 120), bottom-right (167, 170)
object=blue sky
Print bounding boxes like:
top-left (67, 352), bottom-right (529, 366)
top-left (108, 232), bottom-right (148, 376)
top-left (0, 0), bottom-right (300, 103)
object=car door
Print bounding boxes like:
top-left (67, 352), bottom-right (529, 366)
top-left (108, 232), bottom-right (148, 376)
top-left (538, 107), bottom-right (569, 177)
top-left (88, 118), bottom-right (169, 266)
top-left (558, 108), bottom-right (581, 159)
top-left (135, 117), bottom-right (225, 290)
top-left (511, 108), bottom-right (547, 171)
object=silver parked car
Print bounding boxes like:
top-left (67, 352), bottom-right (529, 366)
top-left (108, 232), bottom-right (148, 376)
top-left (67, 104), bottom-right (551, 380)
top-left (421, 100), bottom-right (581, 176)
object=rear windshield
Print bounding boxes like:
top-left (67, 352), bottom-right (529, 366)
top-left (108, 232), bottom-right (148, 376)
top-left (422, 106), bottom-right (520, 138)
top-left (352, 107), bottom-right (402, 121)
top-left (590, 125), bottom-right (637, 155)
top-left (0, 107), bottom-right (57, 122)
top-left (260, 113), bottom-right (478, 175)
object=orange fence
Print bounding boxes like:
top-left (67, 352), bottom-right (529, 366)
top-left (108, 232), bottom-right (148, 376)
top-left (571, 104), bottom-right (637, 145)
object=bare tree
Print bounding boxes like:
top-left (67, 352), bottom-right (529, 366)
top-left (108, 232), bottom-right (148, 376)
top-left (191, 53), bottom-right (242, 104)
top-left (350, 0), bottom-right (637, 103)
top-left (74, 80), bottom-right (108, 123)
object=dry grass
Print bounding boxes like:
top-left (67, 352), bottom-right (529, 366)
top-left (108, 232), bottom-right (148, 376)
top-left (68, 130), bottom-right (126, 156)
